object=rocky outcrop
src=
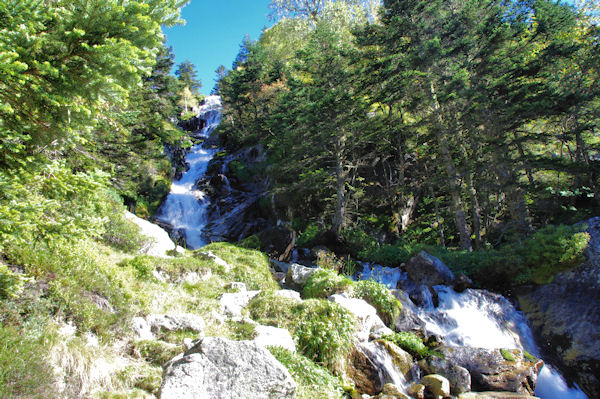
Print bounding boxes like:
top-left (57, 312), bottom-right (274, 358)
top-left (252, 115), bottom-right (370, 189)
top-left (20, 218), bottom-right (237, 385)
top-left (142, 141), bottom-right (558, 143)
top-left (132, 313), bottom-right (205, 341)
top-left (329, 294), bottom-right (392, 342)
top-left (517, 216), bottom-right (600, 399)
top-left (420, 354), bottom-right (471, 394)
top-left (160, 337), bottom-right (297, 399)
top-left (285, 263), bottom-right (316, 290)
top-left (405, 251), bottom-right (455, 287)
top-left (124, 211), bottom-right (179, 257)
top-left (439, 347), bottom-right (543, 394)
top-left (347, 347), bottom-right (384, 395)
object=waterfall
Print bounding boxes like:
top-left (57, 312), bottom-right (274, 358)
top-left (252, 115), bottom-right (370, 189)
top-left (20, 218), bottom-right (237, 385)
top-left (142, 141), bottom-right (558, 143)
top-left (357, 263), bottom-right (588, 399)
top-left (157, 96), bottom-right (221, 249)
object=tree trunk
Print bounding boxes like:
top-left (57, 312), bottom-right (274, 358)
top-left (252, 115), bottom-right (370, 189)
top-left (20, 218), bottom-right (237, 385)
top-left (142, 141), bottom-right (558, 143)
top-left (332, 134), bottom-right (347, 235)
top-left (430, 82), bottom-right (472, 251)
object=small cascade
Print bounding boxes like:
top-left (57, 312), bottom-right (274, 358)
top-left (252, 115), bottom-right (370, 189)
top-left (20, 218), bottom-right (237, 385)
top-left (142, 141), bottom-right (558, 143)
top-left (157, 96), bottom-right (222, 249)
top-left (356, 263), bottom-right (588, 399)
top-left (359, 341), bottom-right (407, 390)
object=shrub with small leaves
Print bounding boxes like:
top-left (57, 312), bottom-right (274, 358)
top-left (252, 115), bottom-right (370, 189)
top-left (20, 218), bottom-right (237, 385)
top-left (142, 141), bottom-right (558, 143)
top-left (382, 331), bottom-right (431, 359)
top-left (353, 280), bottom-right (401, 326)
top-left (303, 268), bottom-right (353, 299)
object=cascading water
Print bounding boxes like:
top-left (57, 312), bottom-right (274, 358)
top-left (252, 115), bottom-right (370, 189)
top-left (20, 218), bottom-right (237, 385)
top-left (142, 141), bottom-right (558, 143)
top-left (357, 263), bottom-right (588, 399)
top-left (157, 96), bottom-right (221, 249)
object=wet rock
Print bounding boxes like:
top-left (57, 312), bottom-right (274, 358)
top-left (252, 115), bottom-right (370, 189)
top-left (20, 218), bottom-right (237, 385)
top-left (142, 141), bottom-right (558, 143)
top-left (161, 337), bottom-right (296, 399)
top-left (258, 226), bottom-right (296, 261)
top-left (391, 290), bottom-right (426, 333)
top-left (329, 294), bottom-right (392, 342)
top-left (440, 347), bottom-right (543, 395)
top-left (421, 374), bottom-right (451, 398)
top-left (453, 274), bottom-right (473, 293)
top-left (253, 325), bottom-right (296, 352)
top-left (382, 383), bottom-right (407, 398)
top-left (405, 251), bottom-right (455, 287)
top-left (420, 355), bottom-right (471, 394)
top-left (285, 263), bottom-right (316, 290)
top-left (517, 217), bottom-right (600, 399)
top-left (347, 347), bottom-right (384, 395)
top-left (459, 393), bottom-right (540, 399)
top-left (374, 340), bottom-right (413, 377)
top-left (269, 259), bottom-right (291, 274)
top-left (219, 290), bottom-right (261, 317)
top-left (407, 383), bottom-right (426, 399)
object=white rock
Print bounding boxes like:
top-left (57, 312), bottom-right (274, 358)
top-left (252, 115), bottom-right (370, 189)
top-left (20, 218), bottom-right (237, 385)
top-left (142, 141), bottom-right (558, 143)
top-left (153, 269), bottom-right (168, 283)
top-left (198, 251), bottom-right (232, 272)
top-left (274, 289), bottom-right (302, 301)
top-left (124, 211), bottom-right (176, 257)
top-left (285, 263), bottom-right (315, 288)
top-left (161, 337), bottom-right (297, 399)
top-left (147, 313), bottom-right (205, 335)
top-left (254, 325), bottom-right (296, 352)
top-left (132, 317), bottom-right (154, 340)
top-left (329, 293), bottom-right (392, 342)
top-left (219, 290), bottom-right (260, 317)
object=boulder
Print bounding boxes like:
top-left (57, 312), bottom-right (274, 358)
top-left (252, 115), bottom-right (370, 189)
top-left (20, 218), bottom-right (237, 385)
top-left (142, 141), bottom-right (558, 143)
top-left (421, 374), bottom-right (451, 398)
top-left (382, 383), bottom-right (408, 398)
top-left (406, 383), bottom-right (426, 399)
top-left (375, 340), bottom-right (414, 377)
top-left (420, 354), bottom-right (471, 394)
top-left (517, 217), bottom-right (600, 399)
top-left (274, 289), bottom-right (302, 302)
top-left (253, 325), bottom-right (296, 352)
top-left (405, 251), bottom-right (455, 287)
top-left (147, 314), bottom-right (205, 336)
top-left (269, 259), bottom-right (291, 274)
top-left (440, 347), bottom-right (543, 395)
top-left (329, 294), bottom-right (392, 342)
top-left (459, 393), bottom-right (540, 399)
top-left (285, 263), bottom-right (316, 290)
top-left (124, 211), bottom-right (177, 257)
top-left (453, 274), bottom-right (473, 293)
top-left (347, 347), bottom-right (384, 395)
top-left (391, 290), bottom-right (426, 333)
top-left (161, 337), bottom-right (296, 399)
top-left (219, 290), bottom-right (261, 317)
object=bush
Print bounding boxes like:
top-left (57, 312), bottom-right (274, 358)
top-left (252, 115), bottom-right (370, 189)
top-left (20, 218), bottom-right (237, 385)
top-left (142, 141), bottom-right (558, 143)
top-left (0, 262), bottom-right (31, 299)
top-left (353, 280), bottom-right (401, 326)
top-left (238, 235), bottom-right (261, 249)
top-left (382, 331), bottom-right (432, 360)
top-left (102, 212), bottom-right (149, 253)
top-left (247, 291), bottom-right (297, 329)
top-left (296, 223), bottom-right (320, 247)
top-left (292, 299), bottom-right (356, 374)
top-left (269, 347), bottom-right (346, 399)
top-left (303, 268), bottom-right (353, 299)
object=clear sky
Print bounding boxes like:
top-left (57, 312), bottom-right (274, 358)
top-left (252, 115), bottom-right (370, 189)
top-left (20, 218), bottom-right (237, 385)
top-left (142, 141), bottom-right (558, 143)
top-left (164, 1), bottom-right (273, 95)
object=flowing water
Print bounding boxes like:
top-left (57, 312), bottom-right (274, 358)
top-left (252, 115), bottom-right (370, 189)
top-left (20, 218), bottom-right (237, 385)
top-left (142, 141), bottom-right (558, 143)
top-left (357, 263), bottom-right (588, 399)
top-left (157, 96), bottom-right (221, 249)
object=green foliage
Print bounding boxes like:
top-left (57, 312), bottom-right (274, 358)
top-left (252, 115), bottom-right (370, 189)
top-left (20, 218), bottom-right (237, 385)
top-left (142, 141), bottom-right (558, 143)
top-left (228, 159), bottom-right (252, 183)
top-left (382, 332), bottom-right (432, 360)
top-left (102, 213), bottom-right (150, 253)
top-left (303, 268), bottom-right (354, 299)
top-left (132, 340), bottom-right (182, 367)
top-left (292, 299), bottom-right (356, 374)
top-left (353, 280), bottom-right (401, 326)
top-left (119, 256), bottom-right (156, 280)
top-left (238, 234), bottom-right (261, 249)
top-left (296, 223), bottom-right (320, 247)
top-left (268, 347), bottom-right (346, 399)
top-left (500, 349), bottom-right (516, 362)
top-left (248, 292), bottom-right (356, 375)
top-left (0, 324), bottom-right (58, 398)
top-left (0, 262), bottom-right (31, 299)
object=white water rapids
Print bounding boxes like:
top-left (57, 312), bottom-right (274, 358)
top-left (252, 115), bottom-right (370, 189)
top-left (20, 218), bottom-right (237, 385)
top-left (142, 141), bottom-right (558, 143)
top-left (157, 96), bottom-right (221, 249)
top-left (357, 263), bottom-right (588, 399)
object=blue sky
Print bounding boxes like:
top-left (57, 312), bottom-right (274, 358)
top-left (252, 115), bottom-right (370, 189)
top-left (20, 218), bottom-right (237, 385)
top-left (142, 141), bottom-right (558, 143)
top-left (164, 1), bottom-right (273, 95)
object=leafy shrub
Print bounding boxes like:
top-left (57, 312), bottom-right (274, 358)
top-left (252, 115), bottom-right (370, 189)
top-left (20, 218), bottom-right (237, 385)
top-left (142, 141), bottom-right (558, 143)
top-left (269, 347), bottom-right (346, 399)
top-left (119, 256), bottom-right (155, 280)
top-left (303, 268), bottom-right (353, 299)
top-left (296, 223), bottom-right (320, 247)
top-left (102, 212), bottom-right (149, 253)
top-left (382, 331), bottom-right (432, 359)
top-left (247, 291), bottom-right (297, 329)
top-left (0, 262), bottom-right (31, 299)
top-left (353, 280), bottom-right (401, 326)
top-left (292, 299), bottom-right (356, 374)
top-left (228, 159), bottom-right (251, 183)
top-left (238, 235), bottom-right (261, 249)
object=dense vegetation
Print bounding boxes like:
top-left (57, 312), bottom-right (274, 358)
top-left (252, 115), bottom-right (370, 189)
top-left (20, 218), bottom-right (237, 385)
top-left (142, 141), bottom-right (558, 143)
top-left (217, 0), bottom-right (599, 276)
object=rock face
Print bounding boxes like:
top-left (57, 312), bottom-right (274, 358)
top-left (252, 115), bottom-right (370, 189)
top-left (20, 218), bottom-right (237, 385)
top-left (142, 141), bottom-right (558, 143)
top-left (347, 347), bottom-right (384, 395)
top-left (440, 347), bottom-right (542, 395)
top-left (517, 217), bottom-right (600, 399)
top-left (161, 337), bottom-right (297, 399)
top-left (405, 251), bottom-right (455, 286)
top-left (420, 354), bottom-right (471, 394)
top-left (124, 211), bottom-right (176, 257)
